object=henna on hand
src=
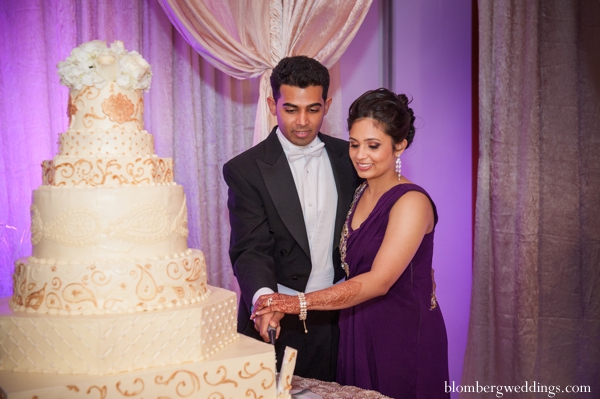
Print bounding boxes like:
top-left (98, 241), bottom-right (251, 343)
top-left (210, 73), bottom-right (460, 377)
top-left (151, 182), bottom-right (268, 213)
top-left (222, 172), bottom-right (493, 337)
top-left (252, 293), bottom-right (300, 317)
top-left (251, 280), bottom-right (363, 317)
top-left (305, 280), bottom-right (362, 310)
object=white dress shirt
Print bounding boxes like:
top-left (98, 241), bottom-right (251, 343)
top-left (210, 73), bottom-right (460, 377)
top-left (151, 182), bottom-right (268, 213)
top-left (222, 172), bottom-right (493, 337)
top-left (253, 129), bottom-right (338, 305)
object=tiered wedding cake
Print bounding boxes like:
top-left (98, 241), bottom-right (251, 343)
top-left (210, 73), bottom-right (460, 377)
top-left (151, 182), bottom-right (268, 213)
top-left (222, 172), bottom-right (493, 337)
top-left (0, 40), bottom-right (293, 399)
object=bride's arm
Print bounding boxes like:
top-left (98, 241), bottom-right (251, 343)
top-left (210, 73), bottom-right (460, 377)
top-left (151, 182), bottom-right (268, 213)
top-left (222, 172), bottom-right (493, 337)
top-left (252, 190), bottom-right (434, 316)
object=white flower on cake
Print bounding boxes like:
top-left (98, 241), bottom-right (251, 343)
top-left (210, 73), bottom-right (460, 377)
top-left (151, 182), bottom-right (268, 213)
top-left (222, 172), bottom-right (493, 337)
top-left (57, 40), bottom-right (152, 91)
top-left (117, 52), bottom-right (152, 90)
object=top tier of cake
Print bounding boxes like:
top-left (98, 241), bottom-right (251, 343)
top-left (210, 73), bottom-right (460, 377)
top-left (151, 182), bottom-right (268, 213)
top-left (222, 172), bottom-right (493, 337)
top-left (67, 82), bottom-right (144, 134)
top-left (56, 39), bottom-right (150, 138)
top-left (42, 40), bottom-right (175, 187)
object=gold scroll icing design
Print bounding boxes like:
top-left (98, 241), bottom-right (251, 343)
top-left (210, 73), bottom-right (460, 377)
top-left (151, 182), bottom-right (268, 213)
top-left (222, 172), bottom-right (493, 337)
top-left (280, 350), bottom-right (296, 392)
top-left (63, 283), bottom-right (97, 306)
top-left (71, 86), bottom-right (106, 129)
top-left (167, 255), bottom-right (206, 302)
top-left (55, 159), bottom-right (96, 183)
top-left (46, 292), bottom-right (63, 310)
top-left (24, 283), bottom-right (46, 310)
top-left (172, 286), bottom-right (185, 298)
top-left (44, 158), bottom-right (174, 187)
top-left (239, 362), bottom-right (275, 390)
top-left (42, 160), bottom-right (55, 185)
top-left (135, 264), bottom-right (159, 301)
top-left (67, 96), bottom-right (78, 124)
top-left (185, 255), bottom-right (204, 282)
top-left (78, 85), bottom-right (102, 101)
top-left (204, 366), bottom-right (238, 387)
top-left (83, 110), bottom-right (106, 128)
top-left (111, 158), bottom-right (170, 186)
top-left (10, 252), bottom-right (207, 314)
top-left (10, 262), bottom-right (25, 306)
top-left (125, 158), bottom-right (152, 185)
top-left (156, 158), bottom-right (173, 182)
top-left (116, 378), bottom-right (145, 396)
top-left (155, 370), bottom-right (201, 397)
top-left (87, 385), bottom-right (107, 399)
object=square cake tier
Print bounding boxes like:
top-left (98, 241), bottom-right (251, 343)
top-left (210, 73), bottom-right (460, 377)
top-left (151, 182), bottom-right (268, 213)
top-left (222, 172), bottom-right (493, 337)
top-left (0, 334), bottom-right (277, 398)
top-left (0, 286), bottom-right (237, 375)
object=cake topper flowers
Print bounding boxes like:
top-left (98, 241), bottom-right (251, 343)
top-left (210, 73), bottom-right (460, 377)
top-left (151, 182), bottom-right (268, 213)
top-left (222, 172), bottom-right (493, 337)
top-left (57, 40), bottom-right (152, 91)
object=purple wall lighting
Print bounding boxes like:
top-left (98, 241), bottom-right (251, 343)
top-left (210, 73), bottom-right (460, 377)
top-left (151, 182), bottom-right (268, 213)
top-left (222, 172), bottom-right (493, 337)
top-left (340, 1), bottom-right (473, 397)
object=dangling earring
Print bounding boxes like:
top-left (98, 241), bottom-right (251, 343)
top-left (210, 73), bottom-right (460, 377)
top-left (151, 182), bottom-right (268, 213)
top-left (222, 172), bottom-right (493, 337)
top-left (395, 154), bottom-right (402, 181)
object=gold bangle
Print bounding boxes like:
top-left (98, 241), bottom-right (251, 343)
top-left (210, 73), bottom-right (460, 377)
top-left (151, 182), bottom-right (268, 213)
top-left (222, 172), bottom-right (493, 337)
top-left (298, 292), bottom-right (308, 333)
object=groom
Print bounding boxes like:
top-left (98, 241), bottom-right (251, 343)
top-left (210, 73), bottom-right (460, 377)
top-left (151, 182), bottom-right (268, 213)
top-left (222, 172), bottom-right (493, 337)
top-left (223, 56), bottom-right (357, 381)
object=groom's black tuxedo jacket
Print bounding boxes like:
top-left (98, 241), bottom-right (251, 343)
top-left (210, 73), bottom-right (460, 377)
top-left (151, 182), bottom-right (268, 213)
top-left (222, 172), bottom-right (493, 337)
top-left (223, 127), bottom-right (358, 336)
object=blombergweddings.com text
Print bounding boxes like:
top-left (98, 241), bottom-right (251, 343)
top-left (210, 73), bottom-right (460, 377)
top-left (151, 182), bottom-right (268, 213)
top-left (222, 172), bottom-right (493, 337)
top-left (445, 381), bottom-right (591, 397)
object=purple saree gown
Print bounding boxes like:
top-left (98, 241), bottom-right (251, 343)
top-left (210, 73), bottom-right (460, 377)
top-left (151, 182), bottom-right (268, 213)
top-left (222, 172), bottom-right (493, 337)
top-left (337, 183), bottom-right (450, 399)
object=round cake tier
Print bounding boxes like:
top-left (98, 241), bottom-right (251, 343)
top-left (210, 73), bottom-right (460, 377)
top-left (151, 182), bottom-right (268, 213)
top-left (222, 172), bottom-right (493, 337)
top-left (58, 130), bottom-right (155, 157)
top-left (10, 249), bottom-right (209, 315)
top-left (31, 184), bottom-right (188, 261)
top-left (68, 82), bottom-right (143, 131)
top-left (42, 156), bottom-right (174, 187)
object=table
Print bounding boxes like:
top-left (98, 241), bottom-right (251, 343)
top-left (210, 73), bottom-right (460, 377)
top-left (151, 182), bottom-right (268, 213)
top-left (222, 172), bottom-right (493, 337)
top-left (291, 376), bottom-right (392, 399)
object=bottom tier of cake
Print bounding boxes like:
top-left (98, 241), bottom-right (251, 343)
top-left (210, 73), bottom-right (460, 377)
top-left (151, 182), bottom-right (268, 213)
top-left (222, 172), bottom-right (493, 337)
top-left (0, 334), bottom-right (277, 399)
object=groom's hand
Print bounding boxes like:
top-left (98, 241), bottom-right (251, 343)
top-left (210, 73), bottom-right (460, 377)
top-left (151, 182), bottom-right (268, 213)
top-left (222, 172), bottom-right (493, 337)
top-left (254, 311), bottom-right (283, 342)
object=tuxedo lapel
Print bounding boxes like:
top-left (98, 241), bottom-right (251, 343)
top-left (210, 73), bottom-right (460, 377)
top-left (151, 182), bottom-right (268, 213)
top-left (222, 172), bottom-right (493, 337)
top-left (258, 131), bottom-right (310, 258)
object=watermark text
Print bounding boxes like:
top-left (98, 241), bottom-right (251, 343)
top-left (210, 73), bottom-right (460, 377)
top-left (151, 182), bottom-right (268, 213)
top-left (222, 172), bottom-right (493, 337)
top-left (445, 381), bottom-right (591, 397)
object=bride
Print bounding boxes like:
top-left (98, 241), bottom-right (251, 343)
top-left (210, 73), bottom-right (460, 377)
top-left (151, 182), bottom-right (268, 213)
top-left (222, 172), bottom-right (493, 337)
top-left (252, 88), bottom-right (450, 398)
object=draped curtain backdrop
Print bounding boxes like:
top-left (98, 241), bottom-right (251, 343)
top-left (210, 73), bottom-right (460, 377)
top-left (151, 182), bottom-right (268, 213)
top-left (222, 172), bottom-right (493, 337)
top-left (462, 0), bottom-right (600, 396)
top-left (157, 0), bottom-right (372, 144)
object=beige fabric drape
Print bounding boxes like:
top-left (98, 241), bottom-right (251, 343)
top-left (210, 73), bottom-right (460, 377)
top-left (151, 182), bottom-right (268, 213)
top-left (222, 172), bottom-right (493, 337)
top-left (158, 0), bottom-right (372, 143)
top-left (461, 1), bottom-right (600, 396)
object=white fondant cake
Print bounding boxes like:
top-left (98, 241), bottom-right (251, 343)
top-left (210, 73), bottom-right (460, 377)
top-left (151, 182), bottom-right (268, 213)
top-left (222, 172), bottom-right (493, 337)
top-left (0, 40), bottom-right (290, 398)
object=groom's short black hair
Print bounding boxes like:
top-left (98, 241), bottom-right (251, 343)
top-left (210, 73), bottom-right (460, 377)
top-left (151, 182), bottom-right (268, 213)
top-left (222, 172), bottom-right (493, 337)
top-left (270, 56), bottom-right (330, 101)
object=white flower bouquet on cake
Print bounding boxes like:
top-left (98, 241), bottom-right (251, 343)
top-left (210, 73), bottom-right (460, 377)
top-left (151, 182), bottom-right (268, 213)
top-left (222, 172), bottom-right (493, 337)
top-left (57, 40), bottom-right (152, 91)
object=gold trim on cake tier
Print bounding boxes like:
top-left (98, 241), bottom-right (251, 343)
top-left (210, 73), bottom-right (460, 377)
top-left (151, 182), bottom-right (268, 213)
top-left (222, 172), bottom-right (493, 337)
top-left (69, 83), bottom-right (143, 132)
top-left (0, 287), bottom-right (242, 376)
top-left (0, 333), bottom-right (276, 399)
top-left (31, 185), bottom-right (188, 261)
top-left (9, 249), bottom-right (208, 315)
top-left (57, 129), bottom-right (155, 157)
top-left (41, 156), bottom-right (174, 187)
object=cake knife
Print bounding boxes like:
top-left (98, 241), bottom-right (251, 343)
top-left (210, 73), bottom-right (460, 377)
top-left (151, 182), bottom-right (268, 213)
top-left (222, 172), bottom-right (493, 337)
top-left (268, 325), bottom-right (277, 345)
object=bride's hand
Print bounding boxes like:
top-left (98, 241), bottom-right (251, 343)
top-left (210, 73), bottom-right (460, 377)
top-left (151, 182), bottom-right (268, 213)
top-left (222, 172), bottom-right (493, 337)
top-left (251, 293), bottom-right (300, 317)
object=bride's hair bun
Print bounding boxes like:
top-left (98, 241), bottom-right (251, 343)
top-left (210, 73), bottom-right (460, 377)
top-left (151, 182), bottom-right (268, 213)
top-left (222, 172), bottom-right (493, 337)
top-left (396, 93), bottom-right (416, 146)
top-left (348, 88), bottom-right (416, 148)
